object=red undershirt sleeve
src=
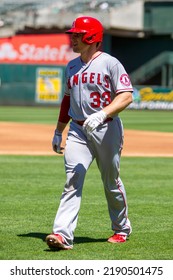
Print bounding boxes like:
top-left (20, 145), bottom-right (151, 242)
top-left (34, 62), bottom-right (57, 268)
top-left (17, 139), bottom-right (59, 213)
top-left (58, 94), bottom-right (71, 123)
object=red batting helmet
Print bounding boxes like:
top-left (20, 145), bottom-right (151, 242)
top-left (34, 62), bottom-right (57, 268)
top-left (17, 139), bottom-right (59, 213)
top-left (66, 16), bottom-right (103, 45)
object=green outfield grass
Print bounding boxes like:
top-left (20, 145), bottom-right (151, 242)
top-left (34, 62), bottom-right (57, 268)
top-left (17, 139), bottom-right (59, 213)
top-left (0, 155), bottom-right (173, 260)
top-left (0, 106), bottom-right (173, 260)
top-left (0, 106), bottom-right (173, 132)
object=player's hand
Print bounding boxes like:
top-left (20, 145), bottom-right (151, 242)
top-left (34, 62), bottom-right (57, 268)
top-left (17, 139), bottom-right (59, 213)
top-left (52, 129), bottom-right (62, 154)
top-left (83, 111), bottom-right (107, 134)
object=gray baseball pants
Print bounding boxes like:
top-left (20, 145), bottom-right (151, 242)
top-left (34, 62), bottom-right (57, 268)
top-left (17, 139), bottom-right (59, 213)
top-left (52, 117), bottom-right (132, 247)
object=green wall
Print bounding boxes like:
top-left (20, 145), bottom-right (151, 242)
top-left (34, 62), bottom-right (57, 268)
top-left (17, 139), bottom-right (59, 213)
top-left (144, 1), bottom-right (173, 34)
top-left (0, 64), bottom-right (65, 106)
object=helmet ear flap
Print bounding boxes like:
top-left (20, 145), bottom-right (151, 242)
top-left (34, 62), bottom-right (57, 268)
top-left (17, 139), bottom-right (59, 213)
top-left (83, 34), bottom-right (96, 44)
top-left (82, 32), bottom-right (103, 45)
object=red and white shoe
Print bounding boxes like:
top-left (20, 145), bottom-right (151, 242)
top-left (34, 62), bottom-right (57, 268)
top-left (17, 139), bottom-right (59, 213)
top-left (46, 233), bottom-right (72, 250)
top-left (107, 234), bottom-right (127, 243)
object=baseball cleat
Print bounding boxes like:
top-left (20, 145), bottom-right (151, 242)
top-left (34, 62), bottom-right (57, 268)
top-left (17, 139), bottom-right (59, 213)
top-left (46, 233), bottom-right (72, 250)
top-left (107, 234), bottom-right (127, 243)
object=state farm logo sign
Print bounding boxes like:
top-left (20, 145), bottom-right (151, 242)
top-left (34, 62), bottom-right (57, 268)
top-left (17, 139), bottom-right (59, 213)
top-left (0, 34), bottom-right (76, 64)
top-left (0, 42), bottom-right (72, 61)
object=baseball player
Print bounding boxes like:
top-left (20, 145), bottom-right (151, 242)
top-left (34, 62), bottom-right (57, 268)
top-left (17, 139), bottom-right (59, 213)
top-left (46, 16), bottom-right (133, 250)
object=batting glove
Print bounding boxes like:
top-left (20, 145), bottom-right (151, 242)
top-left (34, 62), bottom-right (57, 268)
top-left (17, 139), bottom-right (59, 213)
top-left (83, 111), bottom-right (107, 134)
top-left (52, 129), bottom-right (62, 153)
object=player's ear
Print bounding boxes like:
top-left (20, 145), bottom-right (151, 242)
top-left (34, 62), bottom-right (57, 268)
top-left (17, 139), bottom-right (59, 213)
top-left (96, 42), bottom-right (102, 50)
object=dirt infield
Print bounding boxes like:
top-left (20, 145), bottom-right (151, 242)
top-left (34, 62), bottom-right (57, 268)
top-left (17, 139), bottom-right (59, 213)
top-left (0, 122), bottom-right (173, 157)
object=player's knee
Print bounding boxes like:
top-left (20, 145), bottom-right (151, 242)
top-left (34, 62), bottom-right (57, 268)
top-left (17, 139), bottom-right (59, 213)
top-left (64, 164), bottom-right (87, 191)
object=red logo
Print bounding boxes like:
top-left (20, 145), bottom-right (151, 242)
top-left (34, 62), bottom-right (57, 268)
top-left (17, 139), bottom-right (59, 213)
top-left (120, 74), bottom-right (131, 87)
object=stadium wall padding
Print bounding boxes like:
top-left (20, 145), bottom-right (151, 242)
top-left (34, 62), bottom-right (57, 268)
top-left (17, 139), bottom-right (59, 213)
top-left (0, 64), bottom-right (65, 106)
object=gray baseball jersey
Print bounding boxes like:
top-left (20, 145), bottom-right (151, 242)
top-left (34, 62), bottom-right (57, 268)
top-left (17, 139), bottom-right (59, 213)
top-left (52, 52), bottom-right (133, 247)
top-left (64, 52), bottom-right (133, 120)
